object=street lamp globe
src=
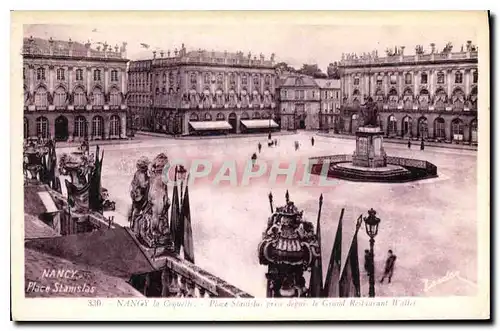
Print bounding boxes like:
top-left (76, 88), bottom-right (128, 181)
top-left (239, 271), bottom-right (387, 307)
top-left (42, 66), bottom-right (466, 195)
top-left (364, 208), bottom-right (381, 239)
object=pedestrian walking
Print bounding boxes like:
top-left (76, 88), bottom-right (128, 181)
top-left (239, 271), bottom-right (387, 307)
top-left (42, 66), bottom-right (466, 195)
top-left (251, 152), bottom-right (257, 168)
top-left (380, 250), bottom-right (397, 284)
top-left (407, 139), bottom-right (411, 149)
top-left (268, 133), bottom-right (272, 140)
top-left (420, 138), bottom-right (425, 151)
top-left (311, 136), bottom-right (315, 146)
top-left (294, 141), bottom-right (299, 151)
top-left (258, 142), bottom-right (262, 153)
top-left (274, 138), bottom-right (278, 146)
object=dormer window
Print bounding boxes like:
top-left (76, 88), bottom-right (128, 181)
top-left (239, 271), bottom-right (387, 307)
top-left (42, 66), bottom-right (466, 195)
top-left (295, 78), bottom-right (304, 86)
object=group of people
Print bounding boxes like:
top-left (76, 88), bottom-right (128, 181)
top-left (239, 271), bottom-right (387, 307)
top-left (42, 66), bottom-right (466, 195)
top-left (364, 249), bottom-right (397, 284)
top-left (407, 138), bottom-right (426, 151)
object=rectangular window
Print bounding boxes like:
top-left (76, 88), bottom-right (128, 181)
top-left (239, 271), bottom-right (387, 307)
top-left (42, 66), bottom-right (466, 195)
top-left (111, 70), bottom-right (119, 82)
top-left (473, 71), bottom-right (478, 83)
top-left (390, 75), bottom-right (397, 85)
top-left (377, 76), bottom-right (383, 85)
top-left (94, 70), bottom-right (101, 81)
top-left (354, 78), bottom-right (360, 85)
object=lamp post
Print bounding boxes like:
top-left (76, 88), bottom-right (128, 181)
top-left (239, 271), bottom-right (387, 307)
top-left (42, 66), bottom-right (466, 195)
top-left (363, 208), bottom-right (381, 298)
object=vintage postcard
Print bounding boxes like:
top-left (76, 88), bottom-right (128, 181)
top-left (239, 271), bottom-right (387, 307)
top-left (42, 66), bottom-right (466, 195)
top-left (11, 11), bottom-right (490, 321)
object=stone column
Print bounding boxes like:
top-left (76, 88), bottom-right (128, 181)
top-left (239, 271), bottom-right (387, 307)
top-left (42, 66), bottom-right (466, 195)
top-left (68, 114), bottom-right (75, 141)
top-left (413, 70), bottom-right (419, 96)
top-left (104, 116), bottom-right (110, 139)
top-left (86, 67), bottom-right (92, 94)
top-left (447, 69), bottom-right (453, 97)
top-left (121, 114), bottom-right (127, 138)
top-left (429, 69), bottom-right (435, 99)
top-left (383, 72), bottom-right (389, 96)
top-left (397, 71), bottom-right (403, 96)
top-left (104, 68), bottom-right (109, 94)
top-left (29, 65), bottom-right (35, 94)
top-left (48, 65), bottom-right (55, 93)
top-left (236, 113), bottom-right (241, 133)
top-left (465, 69), bottom-right (471, 96)
top-left (121, 68), bottom-right (127, 94)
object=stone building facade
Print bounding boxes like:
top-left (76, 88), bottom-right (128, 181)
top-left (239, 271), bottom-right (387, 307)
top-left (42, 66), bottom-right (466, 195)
top-left (339, 41), bottom-right (478, 144)
top-left (128, 45), bottom-right (278, 135)
top-left (23, 37), bottom-right (129, 142)
top-left (278, 75), bottom-right (341, 130)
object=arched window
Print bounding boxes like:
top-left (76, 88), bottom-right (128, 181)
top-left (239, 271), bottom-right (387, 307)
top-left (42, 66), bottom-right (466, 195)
top-left (74, 116), bottom-right (87, 138)
top-left (56, 68), bottom-right (65, 80)
top-left (53, 87), bottom-right (66, 107)
top-left (92, 87), bottom-right (104, 106)
top-left (110, 115), bottom-right (121, 137)
top-left (451, 118), bottom-right (464, 138)
top-left (402, 116), bottom-right (412, 137)
top-left (405, 73), bottom-right (412, 84)
top-left (75, 69), bottom-right (83, 81)
top-left (434, 117), bottom-right (445, 139)
top-left (93, 69), bottom-right (101, 81)
top-left (34, 86), bottom-right (48, 107)
top-left (36, 67), bottom-right (46, 80)
top-left (420, 73), bottom-right (428, 84)
top-left (241, 112), bottom-right (249, 120)
top-left (109, 87), bottom-right (121, 106)
top-left (216, 113), bottom-right (225, 120)
top-left (92, 116), bottom-right (104, 139)
top-left (204, 113), bottom-right (212, 121)
top-left (73, 87), bottom-right (86, 107)
top-left (437, 72), bottom-right (445, 84)
top-left (387, 115), bottom-right (397, 135)
top-left (470, 118), bottom-right (478, 143)
top-left (189, 113), bottom-right (199, 122)
top-left (455, 71), bottom-right (463, 84)
top-left (36, 116), bottom-right (49, 139)
top-left (111, 70), bottom-right (119, 82)
top-left (24, 117), bottom-right (29, 139)
top-left (253, 112), bottom-right (261, 119)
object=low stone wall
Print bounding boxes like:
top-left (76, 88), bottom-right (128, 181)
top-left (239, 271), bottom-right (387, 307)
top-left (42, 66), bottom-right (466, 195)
top-left (309, 154), bottom-right (438, 183)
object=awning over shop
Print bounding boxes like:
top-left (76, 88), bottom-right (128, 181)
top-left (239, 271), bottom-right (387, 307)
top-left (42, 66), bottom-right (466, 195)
top-left (189, 121), bottom-right (233, 131)
top-left (241, 119), bottom-right (279, 129)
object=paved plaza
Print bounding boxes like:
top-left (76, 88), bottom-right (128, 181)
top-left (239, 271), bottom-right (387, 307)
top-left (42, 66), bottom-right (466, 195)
top-left (56, 132), bottom-right (478, 298)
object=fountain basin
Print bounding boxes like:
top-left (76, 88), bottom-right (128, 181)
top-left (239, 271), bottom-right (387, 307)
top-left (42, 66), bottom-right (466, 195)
top-left (309, 154), bottom-right (438, 183)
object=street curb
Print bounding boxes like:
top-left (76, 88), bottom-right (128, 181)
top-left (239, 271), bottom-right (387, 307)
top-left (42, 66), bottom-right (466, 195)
top-left (135, 130), bottom-right (297, 140)
top-left (315, 132), bottom-right (478, 151)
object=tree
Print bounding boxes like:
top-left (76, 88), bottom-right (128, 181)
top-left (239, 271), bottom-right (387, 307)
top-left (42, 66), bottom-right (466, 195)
top-left (327, 63), bottom-right (341, 79)
top-left (297, 64), bottom-right (323, 77)
top-left (275, 62), bottom-right (296, 75)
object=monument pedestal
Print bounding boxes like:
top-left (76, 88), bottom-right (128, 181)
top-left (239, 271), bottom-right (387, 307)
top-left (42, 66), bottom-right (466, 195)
top-left (352, 126), bottom-right (387, 168)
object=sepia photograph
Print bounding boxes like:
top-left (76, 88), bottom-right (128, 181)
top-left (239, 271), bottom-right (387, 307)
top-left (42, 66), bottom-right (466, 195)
top-left (10, 10), bottom-right (490, 321)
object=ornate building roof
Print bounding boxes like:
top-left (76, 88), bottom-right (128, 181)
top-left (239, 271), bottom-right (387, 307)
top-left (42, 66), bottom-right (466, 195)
top-left (314, 78), bottom-right (341, 89)
top-left (280, 75), bottom-right (318, 88)
top-left (23, 37), bottom-right (88, 54)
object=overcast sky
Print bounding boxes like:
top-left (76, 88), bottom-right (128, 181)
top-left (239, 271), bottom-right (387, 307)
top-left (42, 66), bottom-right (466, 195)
top-left (24, 23), bottom-right (478, 71)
